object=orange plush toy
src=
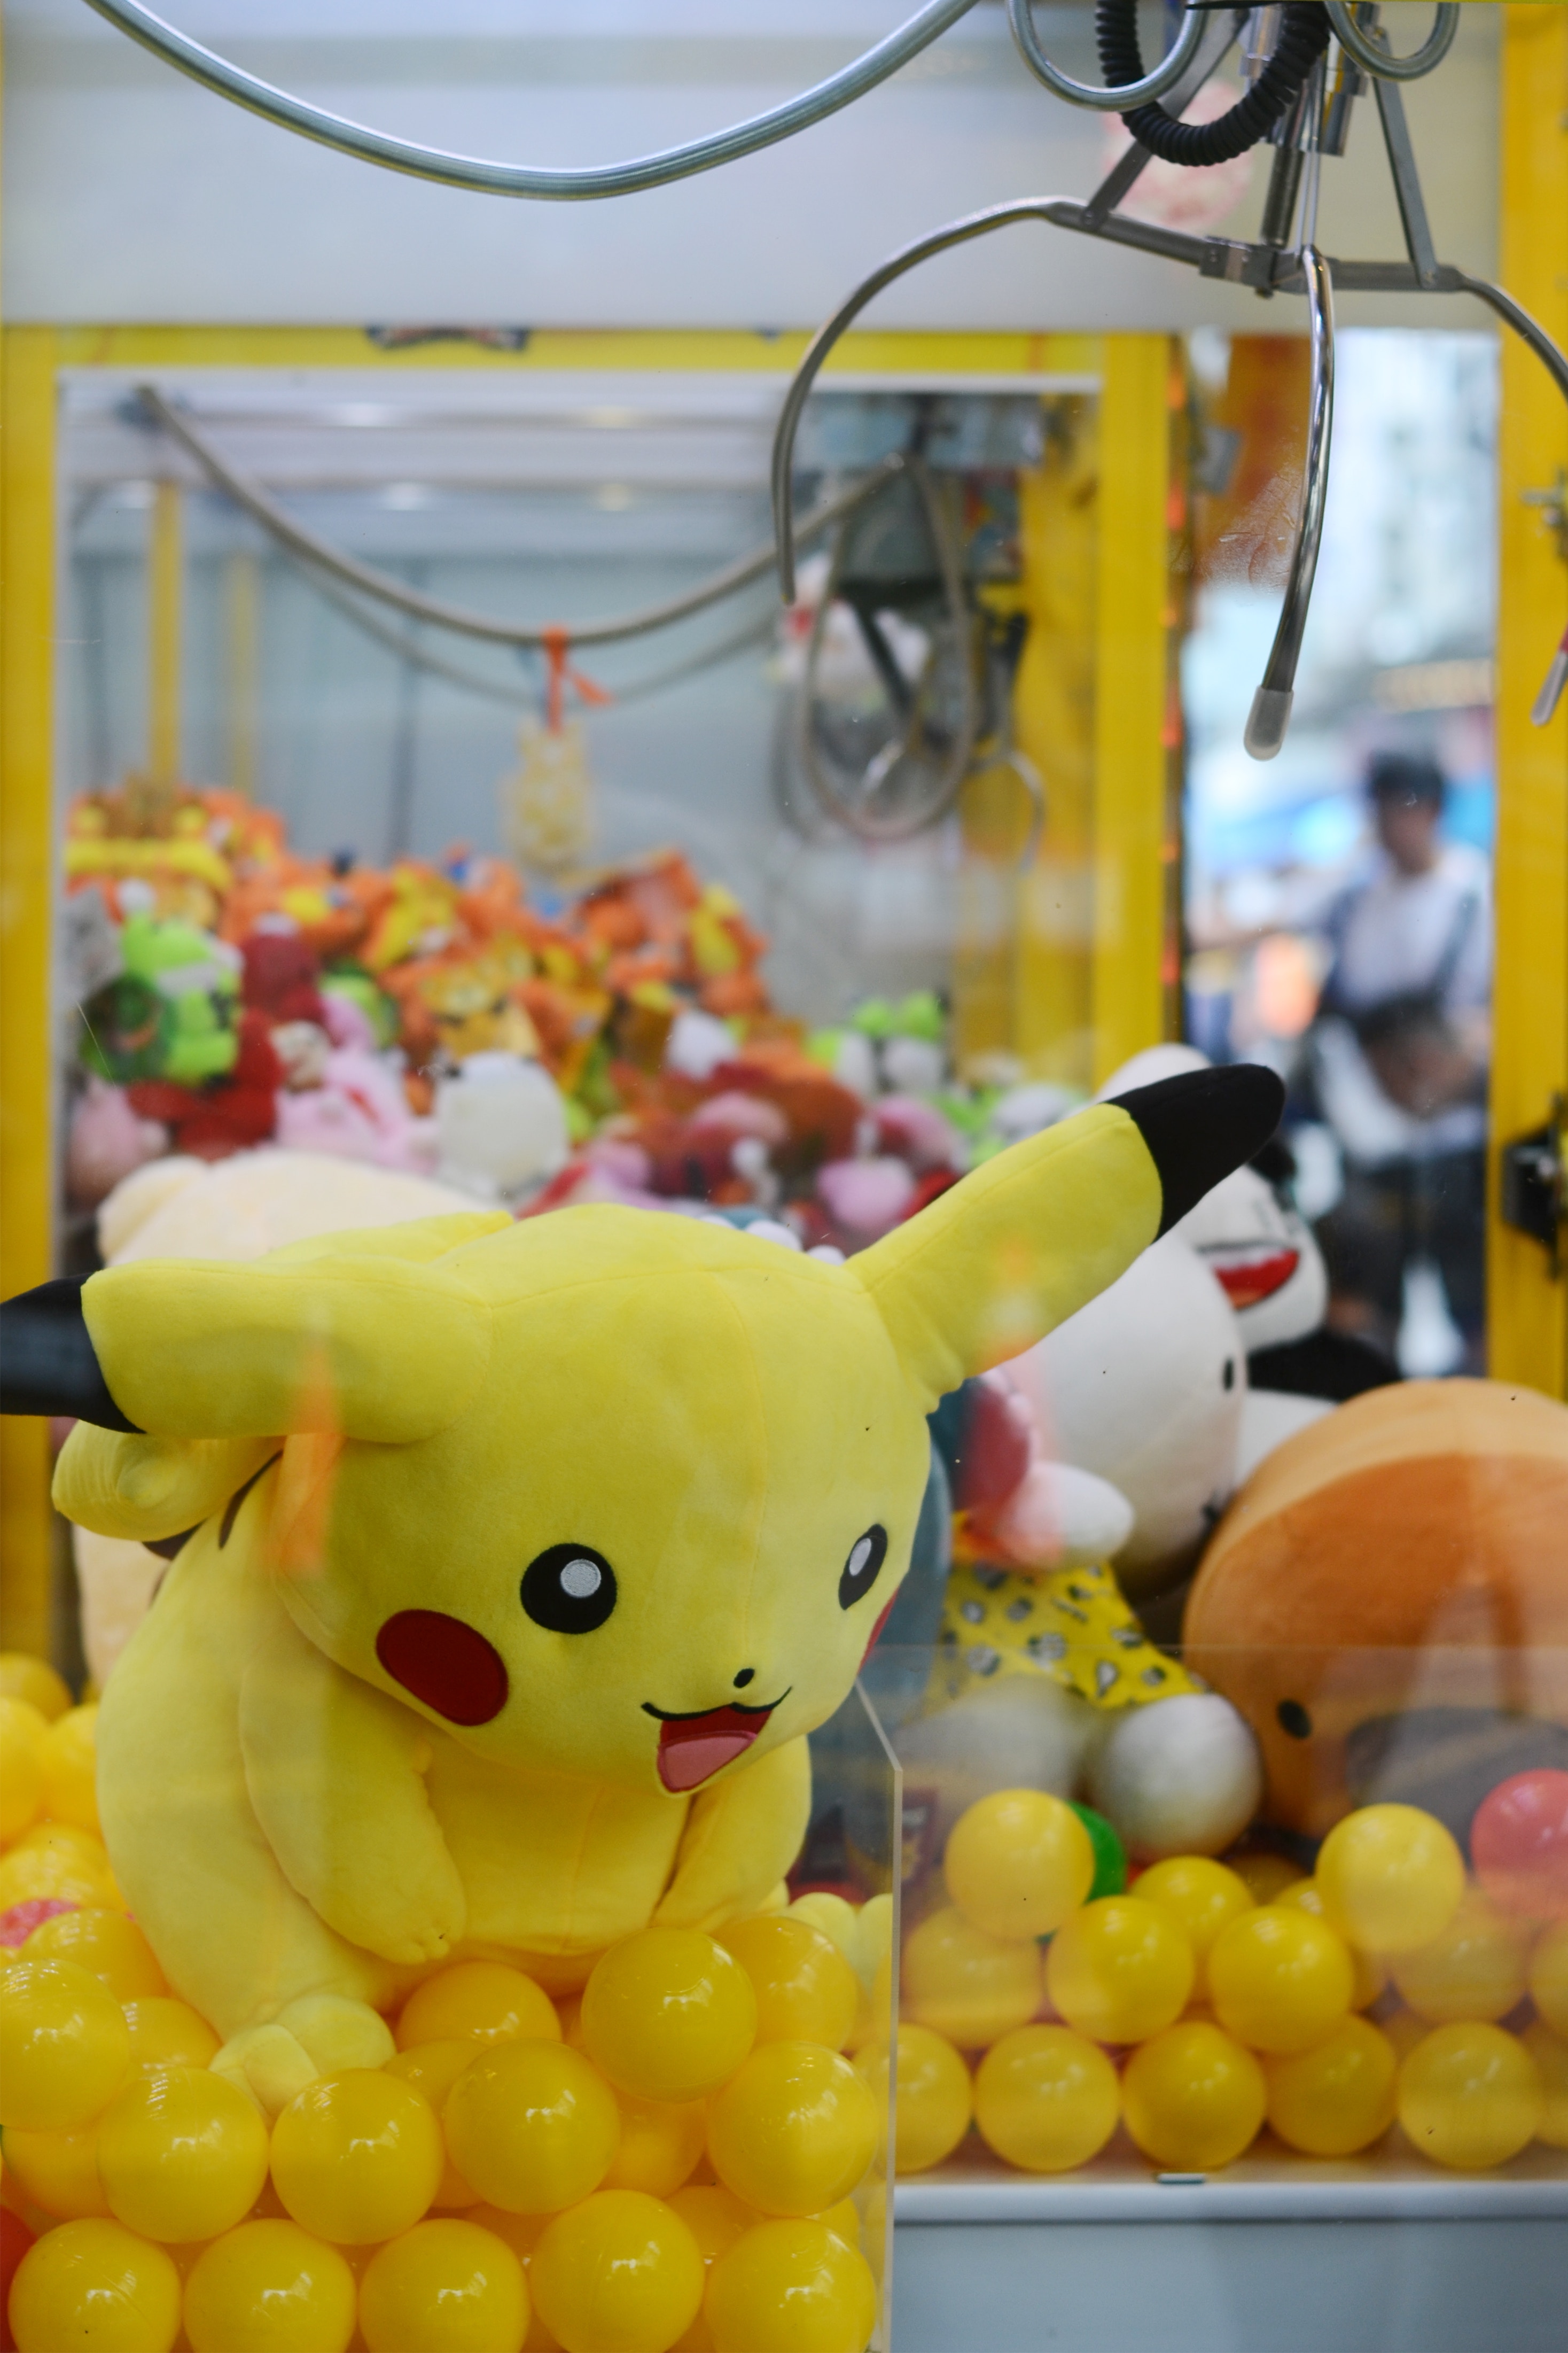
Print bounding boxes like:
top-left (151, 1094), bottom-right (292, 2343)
top-left (1184, 1379), bottom-right (1568, 1842)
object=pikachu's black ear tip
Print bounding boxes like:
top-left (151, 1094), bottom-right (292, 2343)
top-left (1113, 1064), bottom-right (1286, 1237)
top-left (0, 1276), bottom-right (140, 1430)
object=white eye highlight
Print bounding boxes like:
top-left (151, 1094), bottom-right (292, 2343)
top-left (847, 1536), bottom-right (873, 1579)
top-left (560, 1558), bottom-right (604, 1600)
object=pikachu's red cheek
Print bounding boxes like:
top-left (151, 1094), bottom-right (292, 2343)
top-left (376, 1610), bottom-right (508, 1726)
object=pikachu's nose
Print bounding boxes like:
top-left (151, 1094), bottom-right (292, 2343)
top-left (732, 1667), bottom-right (756, 1689)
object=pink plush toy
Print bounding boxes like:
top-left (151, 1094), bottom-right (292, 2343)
top-left (273, 1046), bottom-right (436, 1174)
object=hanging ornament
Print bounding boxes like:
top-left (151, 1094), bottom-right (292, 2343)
top-left (497, 627), bottom-right (611, 882)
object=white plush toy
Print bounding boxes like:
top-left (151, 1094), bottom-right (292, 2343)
top-left (75, 1151), bottom-right (479, 1688)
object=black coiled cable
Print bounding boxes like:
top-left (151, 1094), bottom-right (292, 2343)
top-left (1097, 1), bottom-right (1331, 167)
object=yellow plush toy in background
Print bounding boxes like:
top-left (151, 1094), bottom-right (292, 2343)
top-left (1, 1067), bottom-right (1280, 2114)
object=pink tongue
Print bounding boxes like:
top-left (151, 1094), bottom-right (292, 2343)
top-left (657, 1707), bottom-right (766, 1793)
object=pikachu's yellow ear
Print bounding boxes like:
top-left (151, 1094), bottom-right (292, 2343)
top-left (854, 1067), bottom-right (1284, 1410)
top-left (79, 1246), bottom-right (493, 1442)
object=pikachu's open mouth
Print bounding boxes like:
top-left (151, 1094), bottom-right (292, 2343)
top-left (642, 1693), bottom-right (790, 1792)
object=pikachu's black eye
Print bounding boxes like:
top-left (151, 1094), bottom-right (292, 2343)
top-left (839, 1525), bottom-right (888, 1611)
top-left (522, 1544), bottom-right (617, 1635)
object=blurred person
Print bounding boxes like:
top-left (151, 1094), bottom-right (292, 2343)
top-left (1305, 752), bottom-right (1491, 1371)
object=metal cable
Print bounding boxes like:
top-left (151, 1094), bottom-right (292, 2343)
top-left (1324, 3), bottom-right (1459, 82)
top-left (82, 0), bottom-right (979, 200)
top-left (138, 385), bottom-right (901, 648)
top-left (1006, 0), bottom-right (1205, 110)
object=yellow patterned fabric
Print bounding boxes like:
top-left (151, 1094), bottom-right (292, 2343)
top-left (932, 1555), bottom-right (1204, 1711)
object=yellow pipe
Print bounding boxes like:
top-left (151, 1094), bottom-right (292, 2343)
top-left (0, 327), bottom-right (60, 1657)
top-left (1090, 334), bottom-right (1179, 1089)
top-left (1488, 2), bottom-right (1567, 1395)
top-left (147, 478), bottom-right (183, 789)
top-left (226, 549), bottom-right (261, 799)
top-left (1011, 393), bottom-right (1100, 1090)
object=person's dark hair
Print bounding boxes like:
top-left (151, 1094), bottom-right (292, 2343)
top-left (1367, 751), bottom-right (1445, 810)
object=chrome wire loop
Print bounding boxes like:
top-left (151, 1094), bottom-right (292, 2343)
top-left (81, 0), bottom-right (980, 200)
top-left (1323, 3), bottom-right (1460, 82)
top-left (1005, 0), bottom-right (1206, 109)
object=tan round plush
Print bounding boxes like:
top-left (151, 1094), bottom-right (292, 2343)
top-left (1183, 1380), bottom-right (1568, 1838)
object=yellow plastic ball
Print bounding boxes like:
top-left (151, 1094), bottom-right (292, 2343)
top-left (442, 2039), bottom-right (620, 2217)
top-left (1316, 1804), bottom-right (1464, 1956)
top-left (97, 2064), bottom-right (269, 2242)
top-left (1121, 2023), bottom-right (1267, 2170)
top-left (603, 2092), bottom-right (708, 2199)
top-left (705, 2217), bottom-right (878, 2353)
top-left (1134, 1858), bottom-right (1254, 1997)
top-left (270, 2069), bottom-right (444, 2245)
top-left (395, 1964), bottom-right (559, 2053)
top-left (0, 1695), bottom-right (48, 1842)
top-left (1264, 2016), bottom-right (1398, 2156)
top-left (943, 1790), bottom-right (1095, 1943)
top-left (784, 1896), bottom-right (860, 1971)
top-left (900, 1907), bottom-right (1041, 2051)
top-left (1527, 1918), bottom-right (1568, 2037)
top-left (122, 1997), bottom-right (221, 2076)
top-left (717, 1918), bottom-right (860, 2054)
top-left (1396, 2022), bottom-right (1543, 2169)
top-left (1274, 1881), bottom-right (1387, 2009)
top-left (183, 2219), bottom-right (358, 2353)
top-left (529, 2191), bottom-right (703, 2353)
top-left (38, 1705), bottom-right (102, 1837)
top-left (8, 2216), bottom-right (182, 2353)
top-left (667, 2184), bottom-right (758, 2267)
top-left (1207, 1905), bottom-right (1353, 2055)
top-left (581, 1931), bottom-right (756, 2104)
top-left (845, 1952), bottom-right (893, 2058)
top-left (1522, 2020), bottom-right (1568, 2150)
top-left (0, 1955), bottom-right (131, 2130)
top-left (1046, 1898), bottom-right (1195, 2046)
top-left (1390, 1889), bottom-right (1531, 2024)
top-left (359, 2218), bottom-right (529, 2353)
top-left (707, 2042), bottom-right (879, 2217)
top-left (0, 1835), bottom-right (118, 1916)
top-left (972, 2026), bottom-right (1119, 2174)
top-left (853, 2025), bottom-right (971, 2175)
top-left (22, 1909), bottom-right (165, 2003)
top-left (0, 1652), bottom-right (73, 1722)
top-left (2, 2119), bottom-right (110, 2218)
top-left (386, 2041), bottom-right (486, 2208)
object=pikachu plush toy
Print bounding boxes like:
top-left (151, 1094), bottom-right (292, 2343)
top-left (3, 1066), bottom-right (1279, 2110)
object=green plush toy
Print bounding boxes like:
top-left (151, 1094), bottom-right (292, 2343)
top-left (2, 1067), bottom-right (1280, 2112)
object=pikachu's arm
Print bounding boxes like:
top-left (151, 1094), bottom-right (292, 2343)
top-left (653, 1736), bottom-right (812, 1933)
top-left (239, 1609), bottom-right (466, 1967)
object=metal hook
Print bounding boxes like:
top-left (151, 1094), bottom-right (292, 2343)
top-left (1324, 3), bottom-right (1460, 83)
top-left (1006, 0), bottom-right (1206, 111)
top-left (1245, 245), bottom-right (1336, 758)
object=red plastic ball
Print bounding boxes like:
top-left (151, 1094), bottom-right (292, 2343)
top-left (1471, 1770), bottom-right (1568, 1919)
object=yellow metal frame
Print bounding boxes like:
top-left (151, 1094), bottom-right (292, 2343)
top-left (1489, 4), bottom-right (1567, 1399)
top-left (3, 320), bottom-right (1171, 1651)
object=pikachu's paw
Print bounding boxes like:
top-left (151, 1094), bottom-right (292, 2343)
top-left (213, 1997), bottom-right (395, 2116)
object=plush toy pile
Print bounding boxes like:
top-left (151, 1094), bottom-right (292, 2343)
top-left (884, 1780), bottom-right (1568, 2182)
top-left (62, 782), bottom-right (1010, 1251)
top-left (0, 1664), bottom-right (894, 2353)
